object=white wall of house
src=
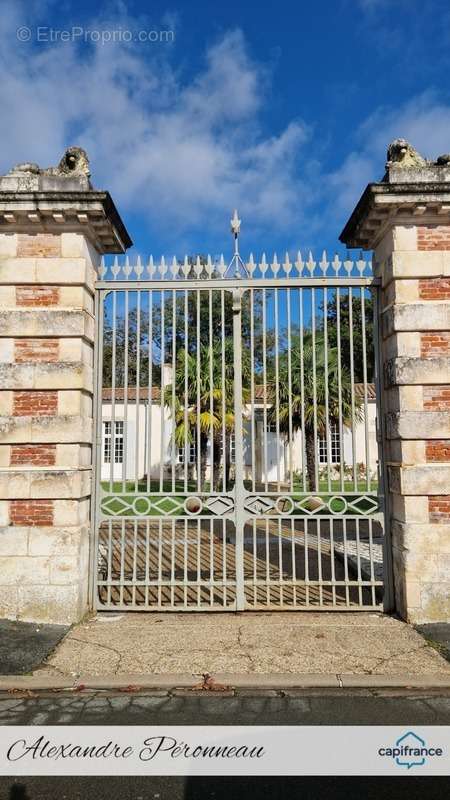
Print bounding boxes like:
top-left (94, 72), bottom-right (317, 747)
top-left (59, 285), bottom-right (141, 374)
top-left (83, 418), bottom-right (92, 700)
top-left (101, 401), bottom-right (172, 483)
top-left (100, 399), bottom-right (378, 486)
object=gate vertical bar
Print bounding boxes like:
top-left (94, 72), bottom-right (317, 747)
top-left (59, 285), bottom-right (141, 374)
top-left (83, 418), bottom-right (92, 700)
top-left (90, 288), bottom-right (104, 609)
top-left (232, 287), bottom-right (245, 610)
top-left (372, 285), bottom-right (394, 612)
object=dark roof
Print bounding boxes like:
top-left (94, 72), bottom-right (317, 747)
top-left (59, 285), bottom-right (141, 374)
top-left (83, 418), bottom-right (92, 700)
top-left (102, 384), bottom-right (376, 402)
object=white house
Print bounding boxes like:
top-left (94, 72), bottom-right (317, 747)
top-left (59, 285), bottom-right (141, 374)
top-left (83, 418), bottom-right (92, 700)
top-left (100, 376), bottom-right (378, 487)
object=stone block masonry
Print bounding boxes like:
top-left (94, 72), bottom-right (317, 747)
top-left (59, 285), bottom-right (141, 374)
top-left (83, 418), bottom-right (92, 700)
top-left (0, 232), bottom-right (95, 623)
top-left (340, 142), bottom-right (450, 623)
top-left (0, 151), bottom-right (131, 623)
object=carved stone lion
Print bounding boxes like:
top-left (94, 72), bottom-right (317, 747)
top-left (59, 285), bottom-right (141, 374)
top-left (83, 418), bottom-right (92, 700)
top-left (386, 139), bottom-right (427, 169)
top-left (386, 138), bottom-right (450, 170)
top-left (8, 147), bottom-right (90, 178)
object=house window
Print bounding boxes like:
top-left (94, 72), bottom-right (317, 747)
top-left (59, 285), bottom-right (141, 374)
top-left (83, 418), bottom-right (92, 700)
top-left (220, 435), bottom-right (235, 463)
top-left (177, 442), bottom-right (196, 464)
top-left (318, 426), bottom-right (340, 464)
top-left (266, 422), bottom-right (277, 433)
top-left (103, 421), bottom-right (124, 464)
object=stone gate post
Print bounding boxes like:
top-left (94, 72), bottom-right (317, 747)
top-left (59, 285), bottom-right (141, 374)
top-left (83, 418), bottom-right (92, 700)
top-left (341, 141), bottom-right (450, 623)
top-left (0, 150), bottom-right (131, 624)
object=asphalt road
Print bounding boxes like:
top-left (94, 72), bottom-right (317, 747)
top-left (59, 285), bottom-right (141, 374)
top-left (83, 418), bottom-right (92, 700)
top-left (2, 775), bottom-right (450, 800)
top-left (1, 689), bottom-right (450, 725)
top-left (0, 691), bottom-right (449, 799)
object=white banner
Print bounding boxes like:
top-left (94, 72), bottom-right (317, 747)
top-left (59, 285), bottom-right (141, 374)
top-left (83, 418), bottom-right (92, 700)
top-left (0, 726), bottom-right (448, 776)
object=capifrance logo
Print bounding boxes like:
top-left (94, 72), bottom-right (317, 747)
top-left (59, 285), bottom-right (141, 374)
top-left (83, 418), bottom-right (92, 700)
top-left (378, 731), bottom-right (444, 769)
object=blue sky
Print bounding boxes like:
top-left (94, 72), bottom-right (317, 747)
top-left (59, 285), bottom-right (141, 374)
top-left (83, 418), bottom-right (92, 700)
top-left (2, 0), bottom-right (450, 261)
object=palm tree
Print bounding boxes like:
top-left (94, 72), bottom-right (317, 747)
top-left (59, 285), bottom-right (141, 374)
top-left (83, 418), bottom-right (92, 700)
top-left (164, 340), bottom-right (249, 489)
top-left (269, 333), bottom-right (362, 491)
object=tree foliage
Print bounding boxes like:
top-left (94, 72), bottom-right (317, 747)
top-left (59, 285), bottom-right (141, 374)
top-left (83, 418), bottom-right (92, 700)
top-left (269, 333), bottom-right (362, 491)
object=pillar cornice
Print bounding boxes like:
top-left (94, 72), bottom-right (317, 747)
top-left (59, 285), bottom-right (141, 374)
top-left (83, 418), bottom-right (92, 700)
top-left (340, 182), bottom-right (450, 250)
top-left (0, 190), bottom-right (132, 254)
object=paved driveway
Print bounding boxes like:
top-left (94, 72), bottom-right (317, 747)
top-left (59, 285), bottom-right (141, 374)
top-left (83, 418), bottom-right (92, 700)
top-left (34, 611), bottom-right (450, 678)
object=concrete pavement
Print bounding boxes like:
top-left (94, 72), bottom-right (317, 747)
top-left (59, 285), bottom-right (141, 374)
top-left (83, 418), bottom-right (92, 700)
top-left (32, 611), bottom-right (450, 679)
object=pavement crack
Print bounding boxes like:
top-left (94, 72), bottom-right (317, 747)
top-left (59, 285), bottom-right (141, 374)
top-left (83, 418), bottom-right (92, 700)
top-left (237, 625), bottom-right (255, 668)
top-left (33, 662), bottom-right (67, 678)
top-left (365, 643), bottom-right (432, 674)
top-left (66, 636), bottom-right (123, 673)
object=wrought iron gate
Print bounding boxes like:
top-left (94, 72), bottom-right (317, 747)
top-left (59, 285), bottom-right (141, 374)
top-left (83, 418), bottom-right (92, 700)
top-left (92, 228), bottom-right (390, 611)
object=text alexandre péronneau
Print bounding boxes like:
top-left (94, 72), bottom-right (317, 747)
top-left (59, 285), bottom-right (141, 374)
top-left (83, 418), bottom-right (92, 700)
top-left (7, 735), bottom-right (265, 764)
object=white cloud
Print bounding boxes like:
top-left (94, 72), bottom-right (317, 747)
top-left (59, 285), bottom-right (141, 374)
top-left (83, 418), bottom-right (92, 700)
top-left (2, 1), bottom-right (450, 250)
top-left (0, 2), bottom-right (310, 244)
top-left (326, 91), bottom-right (450, 228)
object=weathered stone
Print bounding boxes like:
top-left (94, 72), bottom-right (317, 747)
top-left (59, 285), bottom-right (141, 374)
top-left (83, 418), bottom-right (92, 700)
top-left (55, 444), bottom-right (91, 468)
top-left (385, 385), bottom-right (423, 413)
top-left (341, 146), bottom-right (450, 622)
top-left (389, 464), bottom-right (450, 495)
top-left (0, 155), bottom-right (130, 624)
top-left (385, 250), bottom-right (450, 282)
top-left (383, 303), bottom-right (450, 337)
top-left (0, 527), bottom-right (28, 556)
top-left (0, 362), bottom-right (93, 391)
top-left (0, 309), bottom-right (94, 338)
top-left (383, 331), bottom-right (421, 359)
top-left (0, 233), bottom-right (17, 258)
top-left (28, 524), bottom-right (88, 556)
top-left (387, 439), bottom-right (425, 463)
top-left (387, 410), bottom-right (450, 439)
top-left (50, 555), bottom-right (85, 585)
top-left (418, 583), bottom-right (450, 624)
top-left (0, 469), bottom-right (91, 500)
top-left (0, 556), bottom-right (50, 585)
top-left (0, 587), bottom-right (19, 618)
top-left (17, 584), bottom-right (86, 625)
top-left (53, 498), bottom-right (90, 526)
top-left (385, 356), bottom-right (450, 386)
top-left (391, 519), bottom-right (450, 552)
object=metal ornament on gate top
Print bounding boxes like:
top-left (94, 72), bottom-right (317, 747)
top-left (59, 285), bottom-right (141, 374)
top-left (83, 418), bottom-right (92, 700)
top-left (93, 212), bottom-right (388, 612)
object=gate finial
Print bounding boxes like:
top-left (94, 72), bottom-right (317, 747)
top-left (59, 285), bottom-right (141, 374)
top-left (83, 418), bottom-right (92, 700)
top-left (230, 208), bottom-right (241, 236)
top-left (225, 209), bottom-right (248, 278)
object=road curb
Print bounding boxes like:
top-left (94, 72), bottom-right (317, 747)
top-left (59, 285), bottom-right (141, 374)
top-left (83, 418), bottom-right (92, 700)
top-left (1, 672), bottom-right (450, 693)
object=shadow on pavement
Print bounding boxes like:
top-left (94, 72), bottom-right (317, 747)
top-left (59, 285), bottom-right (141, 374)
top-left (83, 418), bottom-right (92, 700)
top-left (0, 621), bottom-right (69, 675)
top-left (1, 777), bottom-right (449, 800)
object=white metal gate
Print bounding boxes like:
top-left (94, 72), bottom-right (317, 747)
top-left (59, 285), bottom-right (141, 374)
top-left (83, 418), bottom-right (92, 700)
top-left (92, 225), bottom-right (390, 611)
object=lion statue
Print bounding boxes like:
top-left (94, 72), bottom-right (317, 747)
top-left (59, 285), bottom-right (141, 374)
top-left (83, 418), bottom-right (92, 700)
top-left (386, 138), bottom-right (450, 170)
top-left (386, 139), bottom-right (427, 169)
top-left (8, 147), bottom-right (90, 179)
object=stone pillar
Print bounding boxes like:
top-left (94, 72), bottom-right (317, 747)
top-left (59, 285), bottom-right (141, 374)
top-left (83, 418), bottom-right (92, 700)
top-left (340, 141), bottom-right (450, 623)
top-left (0, 151), bottom-right (131, 624)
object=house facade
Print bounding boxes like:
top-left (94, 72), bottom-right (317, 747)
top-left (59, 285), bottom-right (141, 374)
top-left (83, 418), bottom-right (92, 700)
top-left (100, 380), bottom-right (378, 486)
